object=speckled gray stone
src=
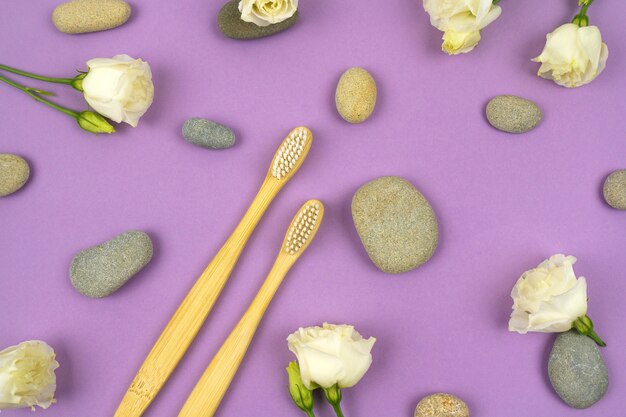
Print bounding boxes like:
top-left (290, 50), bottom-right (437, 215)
top-left (182, 118), bottom-right (235, 149)
top-left (486, 95), bottom-right (542, 133)
top-left (217, 0), bottom-right (299, 40)
top-left (0, 154), bottom-right (30, 197)
top-left (52, 0), bottom-right (131, 34)
top-left (335, 67), bottom-right (377, 123)
top-left (414, 393), bottom-right (469, 417)
top-left (352, 176), bottom-right (438, 274)
top-left (548, 331), bottom-right (608, 409)
top-left (603, 170), bottom-right (626, 210)
top-left (70, 231), bottom-right (153, 298)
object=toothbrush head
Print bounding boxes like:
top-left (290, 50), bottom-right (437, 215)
top-left (283, 200), bottom-right (324, 256)
top-left (270, 127), bottom-right (312, 182)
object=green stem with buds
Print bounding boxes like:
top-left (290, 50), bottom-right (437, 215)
top-left (573, 0), bottom-right (595, 26)
top-left (572, 315), bottom-right (606, 347)
top-left (0, 74), bottom-right (78, 117)
top-left (0, 64), bottom-right (76, 85)
top-left (331, 403), bottom-right (345, 417)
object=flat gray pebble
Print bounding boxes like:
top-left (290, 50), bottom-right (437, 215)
top-left (486, 95), bottom-right (542, 133)
top-left (182, 118), bottom-right (235, 149)
top-left (548, 331), bottom-right (608, 409)
top-left (414, 393), bottom-right (469, 417)
top-left (603, 170), bottom-right (626, 210)
top-left (217, 0), bottom-right (298, 40)
top-left (70, 231), bottom-right (153, 298)
top-left (52, 0), bottom-right (131, 34)
top-left (0, 154), bottom-right (30, 197)
top-left (352, 176), bottom-right (438, 274)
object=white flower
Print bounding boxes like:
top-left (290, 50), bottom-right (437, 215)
top-left (509, 254), bottom-right (588, 334)
top-left (423, 0), bottom-right (501, 54)
top-left (239, 0), bottom-right (298, 27)
top-left (533, 23), bottom-right (608, 88)
top-left (82, 54), bottom-right (154, 127)
top-left (0, 340), bottom-right (59, 410)
top-left (287, 323), bottom-right (376, 390)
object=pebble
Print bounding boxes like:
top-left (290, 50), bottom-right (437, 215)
top-left (603, 170), bottom-right (626, 210)
top-left (335, 67), bottom-right (377, 123)
top-left (548, 331), bottom-right (608, 409)
top-left (352, 176), bottom-right (438, 274)
top-left (485, 95), bottom-right (542, 133)
top-left (182, 118), bottom-right (235, 149)
top-left (0, 154), bottom-right (30, 197)
top-left (52, 0), bottom-right (131, 34)
top-left (70, 231), bottom-right (153, 298)
top-left (217, 0), bottom-right (299, 40)
top-left (414, 393), bottom-right (469, 417)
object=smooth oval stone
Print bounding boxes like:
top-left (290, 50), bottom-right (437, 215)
top-left (0, 154), bottom-right (30, 197)
top-left (335, 67), bottom-right (377, 123)
top-left (70, 231), bottom-right (153, 298)
top-left (182, 118), bottom-right (235, 149)
top-left (217, 0), bottom-right (299, 40)
top-left (603, 170), bottom-right (626, 210)
top-left (52, 0), bottom-right (131, 34)
top-left (548, 331), bottom-right (608, 409)
top-left (486, 95), bottom-right (542, 133)
top-left (352, 176), bottom-right (438, 274)
top-left (414, 393), bottom-right (469, 417)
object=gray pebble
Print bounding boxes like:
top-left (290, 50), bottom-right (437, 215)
top-left (603, 170), bottom-right (626, 210)
top-left (217, 0), bottom-right (299, 40)
top-left (0, 154), bottom-right (30, 197)
top-left (70, 231), bottom-right (153, 298)
top-left (335, 67), bottom-right (377, 124)
top-left (548, 331), bottom-right (608, 409)
top-left (182, 118), bottom-right (235, 149)
top-left (486, 95), bottom-right (542, 133)
top-left (52, 0), bottom-right (131, 34)
top-left (414, 393), bottom-right (469, 417)
top-left (352, 176), bottom-right (438, 274)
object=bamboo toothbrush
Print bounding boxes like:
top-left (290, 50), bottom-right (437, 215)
top-left (114, 127), bottom-right (313, 417)
top-left (177, 199), bottom-right (324, 417)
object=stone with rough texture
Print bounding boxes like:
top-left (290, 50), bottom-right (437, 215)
top-left (486, 95), bottom-right (542, 133)
top-left (603, 170), bottom-right (626, 210)
top-left (217, 0), bottom-right (299, 40)
top-left (0, 154), bottom-right (30, 197)
top-left (414, 393), bottom-right (469, 417)
top-left (70, 231), bottom-right (153, 298)
top-left (52, 0), bottom-right (131, 34)
top-left (548, 331), bottom-right (608, 409)
top-left (182, 118), bottom-right (235, 149)
top-left (352, 176), bottom-right (438, 274)
top-left (335, 67), bottom-right (377, 123)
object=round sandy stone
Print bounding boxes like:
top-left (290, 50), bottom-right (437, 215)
top-left (52, 0), bottom-right (131, 34)
top-left (335, 67), bottom-right (377, 123)
top-left (414, 393), bottom-right (469, 417)
top-left (486, 95), bottom-right (542, 133)
top-left (0, 154), bottom-right (30, 197)
top-left (603, 170), bottom-right (626, 210)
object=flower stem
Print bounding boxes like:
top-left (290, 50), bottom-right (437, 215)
top-left (331, 402), bottom-right (345, 417)
top-left (305, 411), bottom-right (316, 417)
top-left (492, 0), bottom-right (501, 4)
top-left (573, 0), bottom-right (595, 26)
top-left (572, 315), bottom-right (606, 347)
top-left (0, 74), bottom-right (78, 118)
top-left (0, 64), bottom-right (75, 85)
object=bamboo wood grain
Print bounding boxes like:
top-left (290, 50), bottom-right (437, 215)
top-left (177, 200), bottom-right (324, 417)
top-left (114, 128), bottom-right (312, 417)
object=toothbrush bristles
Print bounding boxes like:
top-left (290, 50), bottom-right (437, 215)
top-left (272, 128), bottom-right (308, 180)
top-left (285, 203), bottom-right (320, 254)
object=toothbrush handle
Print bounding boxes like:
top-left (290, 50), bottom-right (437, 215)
top-left (113, 179), bottom-right (280, 417)
top-left (177, 258), bottom-right (291, 417)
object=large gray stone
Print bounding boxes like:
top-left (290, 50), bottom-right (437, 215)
top-left (603, 170), bottom-right (626, 210)
top-left (486, 95), bottom-right (542, 133)
top-left (52, 0), bottom-right (131, 34)
top-left (217, 0), bottom-right (299, 40)
top-left (548, 331), bottom-right (608, 409)
top-left (70, 231), bottom-right (153, 298)
top-left (352, 176), bottom-right (438, 274)
top-left (0, 154), bottom-right (30, 197)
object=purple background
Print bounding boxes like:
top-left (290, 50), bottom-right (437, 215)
top-left (1, 1), bottom-right (625, 416)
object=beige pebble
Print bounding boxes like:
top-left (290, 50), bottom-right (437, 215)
top-left (52, 0), bottom-right (131, 34)
top-left (0, 154), bottom-right (30, 197)
top-left (603, 170), bottom-right (626, 210)
top-left (335, 67), bottom-right (377, 123)
top-left (415, 393), bottom-right (469, 417)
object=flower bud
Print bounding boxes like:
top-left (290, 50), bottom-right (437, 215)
top-left (573, 315), bottom-right (606, 347)
top-left (323, 384), bottom-right (342, 406)
top-left (71, 73), bottom-right (87, 92)
top-left (76, 111), bottom-right (115, 134)
top-left (286, 362), bottom-right (314, 413)
top-left (572, 14), bottom-right (589, 27)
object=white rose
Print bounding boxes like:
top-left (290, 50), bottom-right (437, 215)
top-left (509, 254), bottom-right (588, 334)
top-left (239, 0), bottom-right (298, 27)
top-left (533, 23), bottom-right (608, 88)
top-left (287, 323), bottom-right (376, 389)
top-left (82, 54), bottom-right (154, 127)
top-left (0, 340), bottom-right (59, 410)
top-left (423, 0), bottom-right (501, 54)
